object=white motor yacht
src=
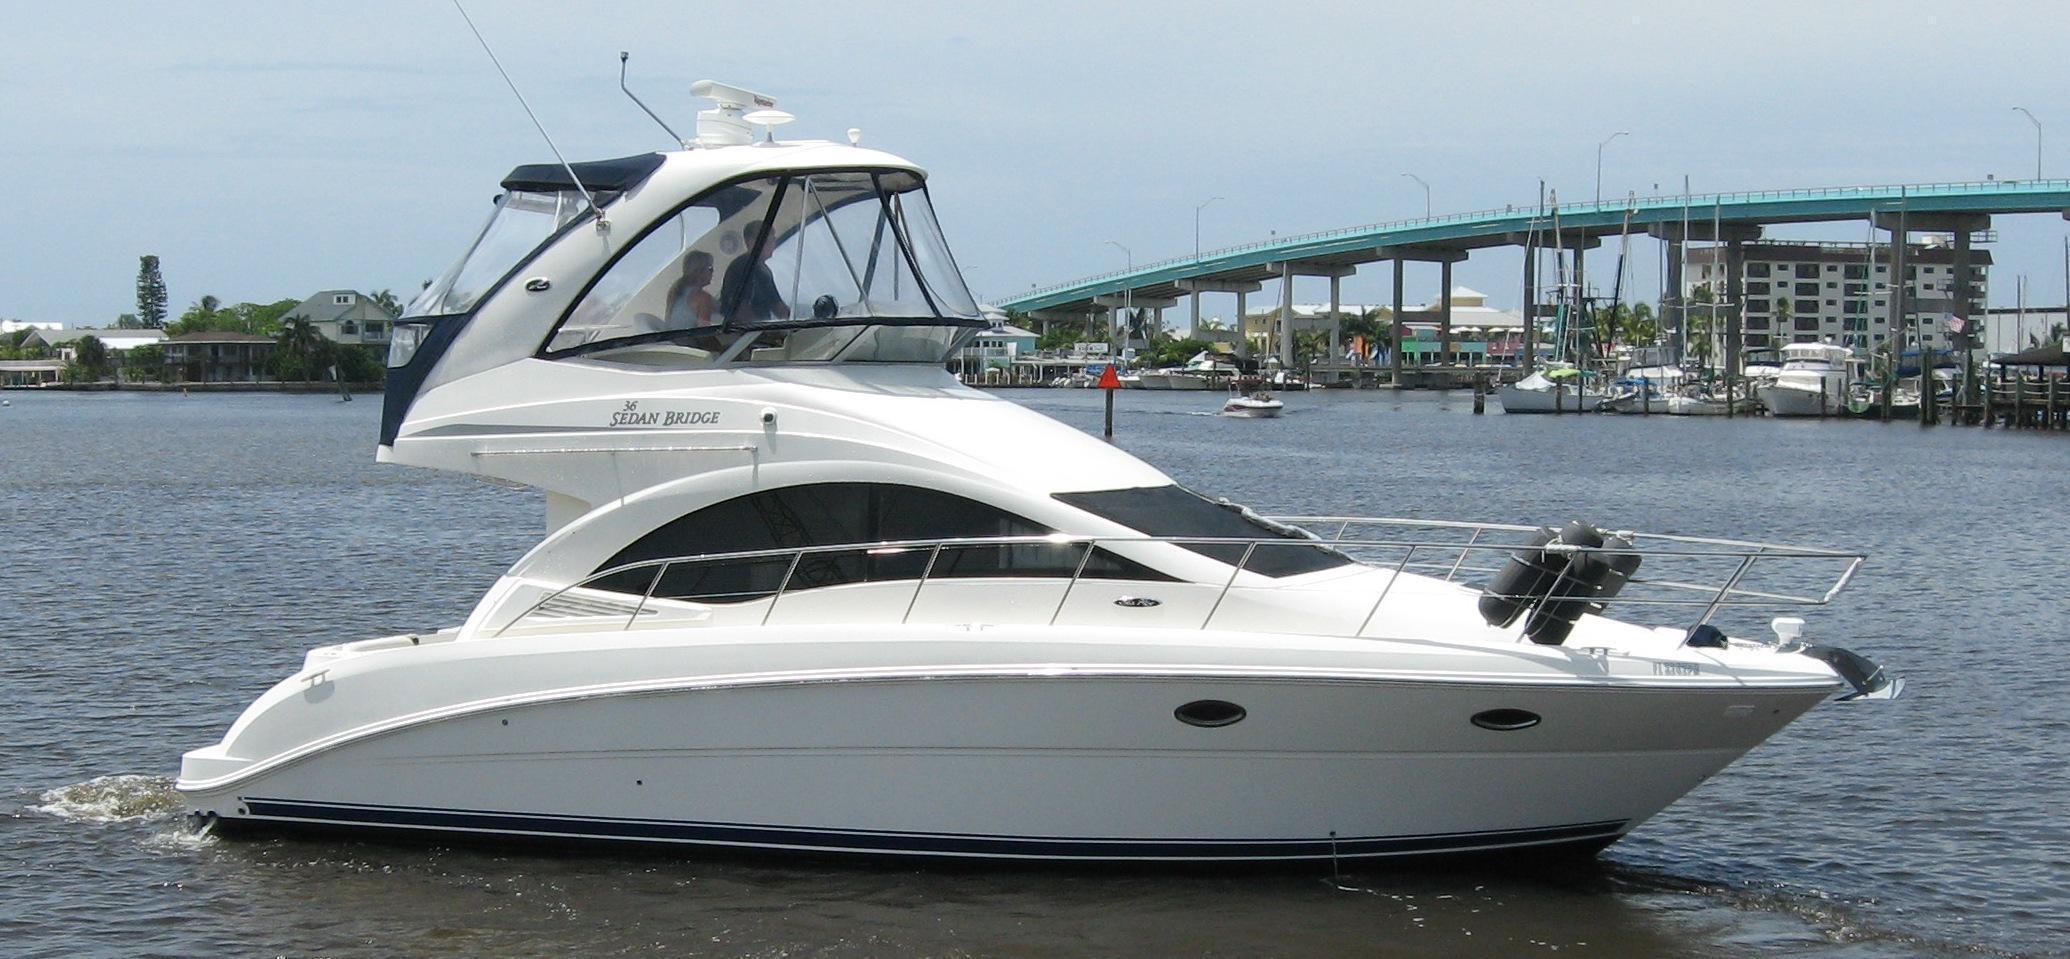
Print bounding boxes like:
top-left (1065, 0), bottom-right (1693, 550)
top-left (1146, 350), bottom-right (1242, 390)
top-left (177, 83), bottom-right (1898, 863)
top-left (1759, 343), bottom-right (1856, 417)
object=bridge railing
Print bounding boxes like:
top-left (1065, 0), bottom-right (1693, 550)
top-left (1002, 178), bottom-right (2070, 306)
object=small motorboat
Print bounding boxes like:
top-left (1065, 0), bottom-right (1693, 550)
top-left (1221, 391), bottom-right (1284, 417)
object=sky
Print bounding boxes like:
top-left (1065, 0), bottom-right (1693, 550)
top-left (4, 0), bottom-right (2068, 328)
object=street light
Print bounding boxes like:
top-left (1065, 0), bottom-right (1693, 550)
top-left (1595, 131), bottom-right (1630, 204)
top-left (1194, 196), bottom-right (1223, 259)
top-left (1400, 173), bottom-right (1430, 218)
top-left (2014, 107), bottom-right (2042, 180)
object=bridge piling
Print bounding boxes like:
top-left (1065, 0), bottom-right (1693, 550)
top-left (1390, 259), bottom-right (1404, 389)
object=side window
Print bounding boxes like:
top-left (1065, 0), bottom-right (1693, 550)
top-left (1053, 485), bottom-right (1353, 578)
top-left (590, 483), bottom-right (1169, 603)
top-left (546, 177), bottom-right (779, 354)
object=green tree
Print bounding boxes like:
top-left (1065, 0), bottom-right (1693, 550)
top-left (335, 344), bottom-right (384, 383)
top-left (1293, 329), bottom-right (1333, 371)
top-left (114, 312), bottom-right (143, 329)
top-left (125, 342), bottom-right (168, 383)
top-left (1599, 302), bottom-right (1657, 350)
top-left (68, 335), bottom-right (111, 382)
top-left (220, 298), bottom-right (301, 336)
top-left (170, 295), bottom-right (223, 335)
top-left (270, 314), bottom-right (334, 381)
top-left (1036, 316), bottom-right (1102, 352)
top-left (368, 289), bottom-right (403, 317)
top-left (1684, 284), bottom-right (1720, 364)
top-left (1340, 308), bottom-right (1388, 344)
top-left (136, 255), bottom-right (167, 328)
top-left (1147, 337), bottom-right (1212, 368)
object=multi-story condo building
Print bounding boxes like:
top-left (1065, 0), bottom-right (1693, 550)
top-left (1685, 240), bottom-right (1990, 354)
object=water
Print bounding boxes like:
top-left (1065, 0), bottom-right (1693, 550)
top-left (2, 388), bottom-right (2065, 958)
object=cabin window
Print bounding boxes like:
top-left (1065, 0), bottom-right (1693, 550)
top-left (589, 482), bottom-right (1169, 603)
top-left (1053, 485), bottom-right (1352, 578)
top-left (411, 188), bottom-right (599, 317)
top-left (545, 202), bottom-right (732, 355)
top-left (541, 169), bottom-right (983, 367)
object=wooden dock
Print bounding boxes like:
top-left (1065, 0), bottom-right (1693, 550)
top-left (1941, 373), bottom-right (2070, 430)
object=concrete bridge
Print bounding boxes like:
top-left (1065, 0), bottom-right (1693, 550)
top-left (998, 179), bottom-right (2070, 381)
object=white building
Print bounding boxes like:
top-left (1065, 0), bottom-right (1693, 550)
top-left (19, 326), bottom-right (170, 361)
top-left (284, 290), bottom-right (397, 348)
top-left (1686, 239), bottom-right (1990, 354)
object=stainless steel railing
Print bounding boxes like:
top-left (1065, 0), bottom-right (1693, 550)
top-left (492, 517), bottom-right (1864, 639)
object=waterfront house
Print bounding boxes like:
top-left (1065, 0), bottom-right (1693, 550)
top-left (163, 332), bottom-right (275, 383)
top-left (20, 327), bottom-right (170, 362)
top-left (285, 290), bottom-right (398, 349)
top-left (0, 359), bottom-right (65, 386)
top-left (955, 322), bottom-right (1040, 377)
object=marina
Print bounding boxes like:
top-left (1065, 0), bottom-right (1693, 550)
top-left (6, 3), bottom-right (2070, 957)
top-left (5, 388), bottom-right (2066, 956)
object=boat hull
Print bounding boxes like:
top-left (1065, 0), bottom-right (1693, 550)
top-left (180, 654), bottom-right (1830, 862)
top-left (1497, 386), bottom-right (1604, 413)
top-left (1221, 401), bottom-right (1283, 418)
top-left (1759, 385), bottom-right (1844, 417)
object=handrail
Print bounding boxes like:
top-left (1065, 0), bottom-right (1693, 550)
top-left (493, 517), bottom-right (1865, 640)
top-left (998, 178), bottom-right (2070, 307)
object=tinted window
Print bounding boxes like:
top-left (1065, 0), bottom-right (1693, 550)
top-left (1054, 485), bottom-right (1352, 577)
top-left (592, 483), bottom-right (1167, 602)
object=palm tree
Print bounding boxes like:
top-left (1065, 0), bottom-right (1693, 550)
top-left (70, 335), bottom-right (110, 382)
top-left (368, 289), bottom-right (404, 318)
top-left (273, 314), bottom-right (333, 381)
top-left (1617, 302), bottom-right (1658, 348)
top-left (168, 294), bottom-right (223, 335)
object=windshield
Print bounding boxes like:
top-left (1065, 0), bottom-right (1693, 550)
top-left (408, 189), bottom-right (594, 317)
top-left (542, 169), bottom-right (983, 366)
top-left (1054, 485), bottom-right (1353, 578)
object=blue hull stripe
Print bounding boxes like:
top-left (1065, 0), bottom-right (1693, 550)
top-left (240, 798), bottom-right (1626, 859)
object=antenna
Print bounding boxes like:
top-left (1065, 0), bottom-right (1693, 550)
top-left (744, 109), bottom-right (795, 144)
top-left (450, 1), bottom-right (606, 231)
top-left (619, 51), bottom-right (686, 147)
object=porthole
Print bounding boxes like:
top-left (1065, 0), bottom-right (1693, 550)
top-left (1471, 708), bottom-right (1541, 731)
top-left (1175, 700), bottom-right (1246, 728)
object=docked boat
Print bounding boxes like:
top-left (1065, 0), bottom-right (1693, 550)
top-left (1221, 391), bottom-right (1284, 417)
top-left (1662, 392), bottom-right (1749, 416)
top-left (176, 82), bottom-right (1898, 864)
top-left (1597, 366), bottom-right (1685, 415)
top-left (1143, 350), bottom-right (1243, 390)
top-left (1759, 343), bottom-right (1856, 417)
top-left (1497, 368), bottom-right (1604, 413)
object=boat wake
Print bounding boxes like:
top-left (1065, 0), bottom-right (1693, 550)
top-left (31, 774), bottom-right (180, 824)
